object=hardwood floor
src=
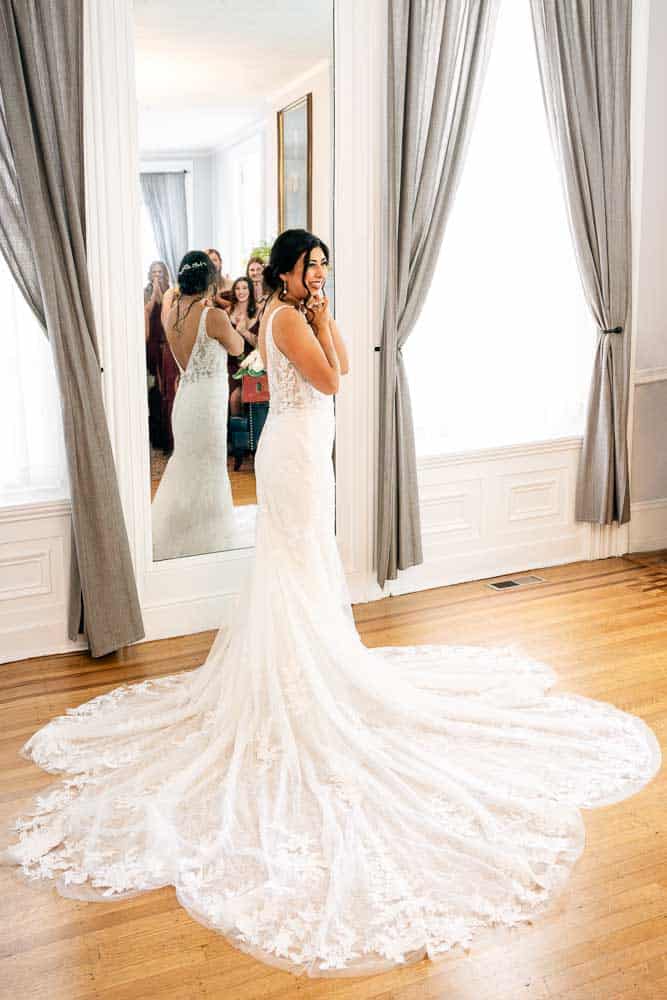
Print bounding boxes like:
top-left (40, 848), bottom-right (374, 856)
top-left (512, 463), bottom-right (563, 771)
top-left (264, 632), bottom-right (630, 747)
top-left (150, 449), bottom-right (258, 505)
top-left (1, 553), bottom-right (666, 999)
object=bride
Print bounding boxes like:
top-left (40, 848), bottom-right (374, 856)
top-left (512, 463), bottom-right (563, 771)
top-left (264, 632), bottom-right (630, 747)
top-left (2, 230), bottom-right (661, 978)
top-left (151, 251), bottom-right (255, 560)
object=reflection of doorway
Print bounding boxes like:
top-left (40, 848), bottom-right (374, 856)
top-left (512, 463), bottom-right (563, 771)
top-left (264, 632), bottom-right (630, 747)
top-left (228, 136), bottom-right (263, 274)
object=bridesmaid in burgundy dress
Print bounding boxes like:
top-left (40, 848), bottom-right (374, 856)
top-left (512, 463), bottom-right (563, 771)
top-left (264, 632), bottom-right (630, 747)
top-left (226, 277), bottom-right (260, 417)
top-left (144, 261), bottom-right (171, 451)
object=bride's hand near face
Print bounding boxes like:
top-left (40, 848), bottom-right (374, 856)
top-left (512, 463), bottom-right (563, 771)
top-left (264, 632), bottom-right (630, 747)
top-left (272, 305), bottom-right (340, 395)
top-left (306, 293), bottom-right (350, 376)
top-left (306, 294), bottom-right (331, 334)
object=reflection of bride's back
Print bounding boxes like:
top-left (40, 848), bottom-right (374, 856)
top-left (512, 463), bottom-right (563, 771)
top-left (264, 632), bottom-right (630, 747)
top-left (152, 257), bottom-right (250, 561)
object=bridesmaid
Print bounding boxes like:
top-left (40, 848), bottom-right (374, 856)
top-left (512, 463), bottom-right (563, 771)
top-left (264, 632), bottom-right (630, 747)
top-left (144, 261), bottom-right (170, 450)
top-left (206, 247), bottom-right (233, 309)
top-left (227, 276), bottom-right (259, 417)
top-left (246, 256), bottom-right (270, 315)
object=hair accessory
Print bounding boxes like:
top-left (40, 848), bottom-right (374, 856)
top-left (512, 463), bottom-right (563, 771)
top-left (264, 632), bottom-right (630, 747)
top-left (178, 260), bottom-right (208, 275)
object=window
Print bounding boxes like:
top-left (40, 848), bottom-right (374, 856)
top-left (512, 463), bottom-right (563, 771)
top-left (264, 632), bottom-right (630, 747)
top-left (404, 0), bottom-right (595, 457)
top-left (0, 252), bottom-right (69, 505)
top-left (140, 198), bottom-right (161, 282)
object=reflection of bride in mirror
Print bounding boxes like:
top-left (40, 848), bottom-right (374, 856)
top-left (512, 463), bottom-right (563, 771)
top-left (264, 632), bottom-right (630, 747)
top-left (151, 251), bottom-right (252, 560)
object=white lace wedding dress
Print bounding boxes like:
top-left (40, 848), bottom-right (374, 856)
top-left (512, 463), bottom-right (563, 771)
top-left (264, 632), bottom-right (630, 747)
top-left (2, 305), bottom-right (661, 977)
top-left (151, 305), bottom-right (256, 560)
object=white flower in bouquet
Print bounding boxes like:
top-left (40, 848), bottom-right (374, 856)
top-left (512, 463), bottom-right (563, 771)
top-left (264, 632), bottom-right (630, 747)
top-left (234, 349), bottom-right (266, 378)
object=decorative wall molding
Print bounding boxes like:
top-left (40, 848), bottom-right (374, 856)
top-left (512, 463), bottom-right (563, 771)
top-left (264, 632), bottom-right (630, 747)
top-left (386, 438), bottom-right (593, 597)
top-left (634, 367), bottom-right (667, 385)
top-left (0, 499), bottom-right (71, 525)
top-left (417, 436), bottom-right (585, 470)
top-left (629, 496), bottom-right (667, 553)
top-left (0, 548), bottom-right (52, 601)
top-left (0, 504), bottom-right (86, 664)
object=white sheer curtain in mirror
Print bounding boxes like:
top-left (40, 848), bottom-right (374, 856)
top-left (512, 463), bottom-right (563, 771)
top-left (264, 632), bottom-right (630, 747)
top-left (0, 252), bottom-right (68, 505)
top-left (404, 0), bottom-right (595, 457)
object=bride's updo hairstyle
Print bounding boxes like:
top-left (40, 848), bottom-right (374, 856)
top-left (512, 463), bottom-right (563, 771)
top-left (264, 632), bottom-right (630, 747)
top-left (263, 229), bottom-right (330, 301)
top-left (177, 250), bottom-right (215, 296)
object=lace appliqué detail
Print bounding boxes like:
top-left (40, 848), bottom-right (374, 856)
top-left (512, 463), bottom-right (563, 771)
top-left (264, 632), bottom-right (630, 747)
top-left (265, 307), bottom-right (331, 415)
top-left (179, 308), bottom-right (227, 384)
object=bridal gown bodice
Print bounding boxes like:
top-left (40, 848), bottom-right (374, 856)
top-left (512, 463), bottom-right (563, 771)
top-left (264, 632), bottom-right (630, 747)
top-left (2, 304), bottom-right (661, 977)
top-left (151, 305), bottom-right (255, 560)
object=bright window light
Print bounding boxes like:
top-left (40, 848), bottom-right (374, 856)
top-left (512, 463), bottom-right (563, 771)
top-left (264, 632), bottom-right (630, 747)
top-left (404, 0), bottom-right (595, 457)
top-left (0, 253), bottom-right (69, 505)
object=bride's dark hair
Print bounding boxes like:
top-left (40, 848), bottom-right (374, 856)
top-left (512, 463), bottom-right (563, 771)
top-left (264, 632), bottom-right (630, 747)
top-left (263, 229), bottom-right (330, 301)
top-left (173, 251), bottom-right (215, 333)
top-left (177, 250), bottom-right (215, 296)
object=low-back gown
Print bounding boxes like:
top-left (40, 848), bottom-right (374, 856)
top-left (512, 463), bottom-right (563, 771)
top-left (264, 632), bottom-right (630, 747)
top-left (2, 304), bottom-right (661, 977)
top-left (151, 305), bottom-right (255, 560)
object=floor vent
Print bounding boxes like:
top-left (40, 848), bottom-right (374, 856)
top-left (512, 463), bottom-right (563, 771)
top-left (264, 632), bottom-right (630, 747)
top-left (487, 574), bottom-right (545, 591)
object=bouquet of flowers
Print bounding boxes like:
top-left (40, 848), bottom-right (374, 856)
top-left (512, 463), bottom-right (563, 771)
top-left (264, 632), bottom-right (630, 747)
top-left (232, 349), bottom-right (266, 378)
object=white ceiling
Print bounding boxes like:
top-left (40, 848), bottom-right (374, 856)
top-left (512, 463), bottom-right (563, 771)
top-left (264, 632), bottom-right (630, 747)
top-left (133, 0), bottom-right (332, 152)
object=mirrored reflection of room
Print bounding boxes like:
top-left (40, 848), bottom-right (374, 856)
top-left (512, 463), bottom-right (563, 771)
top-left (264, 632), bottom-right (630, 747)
top-left (133, 0), bottom-right (333, 561)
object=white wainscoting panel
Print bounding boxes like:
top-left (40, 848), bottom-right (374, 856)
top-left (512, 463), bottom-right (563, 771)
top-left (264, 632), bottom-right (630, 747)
top-left (386, 438), bottom-right (590, 597)
top-left (0, 502), bottom-right (86, 664)
top-left (629, 498), bottom-right (667, 553)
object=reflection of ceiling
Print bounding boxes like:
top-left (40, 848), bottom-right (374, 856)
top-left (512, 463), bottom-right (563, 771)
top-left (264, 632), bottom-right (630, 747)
top-left (133, 0), bottom-right (332, 153)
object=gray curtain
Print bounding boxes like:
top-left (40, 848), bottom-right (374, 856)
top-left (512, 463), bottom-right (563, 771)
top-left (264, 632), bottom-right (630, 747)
top-left (530, 0), bottom-right (632, 524)
top-left (376, 0), bottom-right (497, 587)
top-left (0, 0), bottom-right (144, 656)
top-left (140, 172), bottom-right (188, 284)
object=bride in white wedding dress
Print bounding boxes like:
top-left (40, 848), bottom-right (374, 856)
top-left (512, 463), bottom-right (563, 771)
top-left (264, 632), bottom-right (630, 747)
top-left (2, 230), bottom-right (661, 978)
top-left (151, 251), bottom-right (256, 560)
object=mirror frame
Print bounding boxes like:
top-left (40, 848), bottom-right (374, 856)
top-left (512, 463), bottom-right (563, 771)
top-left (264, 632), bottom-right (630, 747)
top-left (83, 0), bottom-right (383, 644)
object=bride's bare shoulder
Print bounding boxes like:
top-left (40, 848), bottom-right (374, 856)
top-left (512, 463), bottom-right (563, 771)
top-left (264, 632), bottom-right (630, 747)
top-left (271, 305), bottom-right (309, 348)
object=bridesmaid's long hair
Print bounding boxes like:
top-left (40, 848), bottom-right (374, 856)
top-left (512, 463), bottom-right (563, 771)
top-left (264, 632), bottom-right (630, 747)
top-left (229, 277), bottom-right (258, 319)
top-left (143, 260), bottom-right (170, 301)
top-left (246, 255), bottom-right (270, 297)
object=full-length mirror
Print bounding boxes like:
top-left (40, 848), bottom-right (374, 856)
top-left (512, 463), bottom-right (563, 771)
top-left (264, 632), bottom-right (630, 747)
top-left (133, 1), bottom-right (334, 562)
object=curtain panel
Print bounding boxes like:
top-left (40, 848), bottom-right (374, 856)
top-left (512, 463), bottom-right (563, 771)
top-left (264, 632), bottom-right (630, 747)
top-left (376, 0), bottom-right (498, 587)
top-left (0, 0), bottom-right (144, 655)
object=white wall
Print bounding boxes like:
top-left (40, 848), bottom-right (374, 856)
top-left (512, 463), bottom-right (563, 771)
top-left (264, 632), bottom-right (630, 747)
top-left (191, 153), bottom-right (215, 250)
top-left (213, 127), bottom-right (267, 276)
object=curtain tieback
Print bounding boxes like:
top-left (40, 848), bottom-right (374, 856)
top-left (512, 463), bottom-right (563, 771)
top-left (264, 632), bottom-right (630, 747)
top-left (373, 346), bottom-right (403, 353)
top-left (600, 326), bottom-right (623, 334)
